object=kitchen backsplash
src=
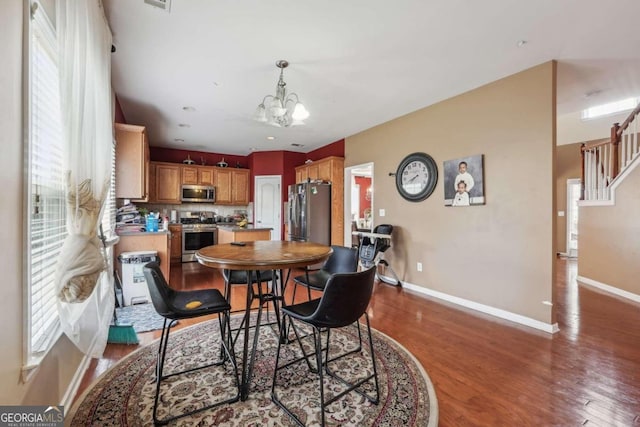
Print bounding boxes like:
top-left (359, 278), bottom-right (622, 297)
top-left (141, 203), bottom-right (249, 222)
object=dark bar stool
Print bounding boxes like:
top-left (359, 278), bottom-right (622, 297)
top-left (143, 262), bottom-right (240, 426)
top-left (271, 267), bottom-right (380, 427)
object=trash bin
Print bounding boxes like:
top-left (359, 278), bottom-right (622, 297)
top-left (118, 251), bottom-right (158, 306)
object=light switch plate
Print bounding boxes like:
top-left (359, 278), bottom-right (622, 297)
top-left (379, 209), bottom-right (385, 217)
top-left (558, 211), bottom-right (565, 217)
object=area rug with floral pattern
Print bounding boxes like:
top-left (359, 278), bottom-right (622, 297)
top-left (68, 315), bottom-right (438, 426)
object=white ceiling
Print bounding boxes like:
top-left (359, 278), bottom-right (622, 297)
top-left (103, 0), bottom-right (640, 155)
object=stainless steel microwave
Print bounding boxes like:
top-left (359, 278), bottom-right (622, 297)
top-left (181, 184), bottom-right (216, 203)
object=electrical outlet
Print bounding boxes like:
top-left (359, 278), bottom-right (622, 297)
top-left (379, 209), bottom-right (386, 217)
top-left (417, 262), bottom-right (423, 272)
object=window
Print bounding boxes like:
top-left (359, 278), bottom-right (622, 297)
top-left (25, 3), bottom-right (65, 364)
top-left (581, 96), bottom-right (640, 120)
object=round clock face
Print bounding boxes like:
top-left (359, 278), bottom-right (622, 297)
top-left (395, 152), bottom-right (438, 202)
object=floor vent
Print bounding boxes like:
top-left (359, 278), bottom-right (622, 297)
top-left (144, 0), bottom-right (171, 12)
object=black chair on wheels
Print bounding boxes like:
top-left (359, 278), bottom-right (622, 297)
top-left (271, 267), bottom-right (380, 427)
top-left (143, 262), bottom-right (240, 426)
top-left (292, 245), bottom-right (359, 301)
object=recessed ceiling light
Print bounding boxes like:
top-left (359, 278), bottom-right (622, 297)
top-left (250, 147), bottom-right (258, 151)
top-left (266, 136), bottom-right (276, 140)
top-left (178, 123), bottom-right (190, 128)
top-left (516, 40), bottom-right (528, 47)
top-left (174, 138), bottom-right (184, 143)
top-left (291, 143), bottom-right (305, 147)
top-left (182, 106), bottom-right (196, 112)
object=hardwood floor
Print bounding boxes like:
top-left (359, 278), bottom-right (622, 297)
top-left (73, 258), bottom-right (640, 426)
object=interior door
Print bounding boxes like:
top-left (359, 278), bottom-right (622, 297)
top-left (254, 175), bottom-right (281, 240)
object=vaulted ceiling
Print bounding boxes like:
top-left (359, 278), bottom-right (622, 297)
top-left (104, 0), bottom-right (640, 154)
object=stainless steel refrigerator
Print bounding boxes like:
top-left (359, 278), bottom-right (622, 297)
top-left (288, 182), bottom-right (331, 244)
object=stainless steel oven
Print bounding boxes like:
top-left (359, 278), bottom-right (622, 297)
top-left (182, 224), bottom-right (218, 262)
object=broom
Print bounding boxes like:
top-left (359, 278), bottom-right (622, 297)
top-left (100, 225), bottom-right (139, 345)
top-left (107, 269), bottom-right (139, 344)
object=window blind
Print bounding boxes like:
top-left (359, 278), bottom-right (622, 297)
top-left (101, 141), bottom-right (117, 238)
top-left (27, 5), bottom-right (66, 355)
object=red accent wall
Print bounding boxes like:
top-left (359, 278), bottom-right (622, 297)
top-left (150, 147), bottom-right (248, 168)
top-left (248, 150), bottom-right (307, 239)
top-left (355, 176), bottom-right (372, 217)
top-left (250, 151), bottom-right (284, 175)
top-left (305, 139), bottom-right (344, 161)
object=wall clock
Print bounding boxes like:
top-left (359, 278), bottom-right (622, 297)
top-left (395, 152), bottom-right (438, 202)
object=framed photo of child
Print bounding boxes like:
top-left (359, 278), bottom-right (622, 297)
top-left (443, 154), bottom-right (485, 206)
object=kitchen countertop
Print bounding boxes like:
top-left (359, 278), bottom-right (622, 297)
top-left (116, 230), bottom-right (171, 236)
top-left (216, 224), bottom-right (273, 232)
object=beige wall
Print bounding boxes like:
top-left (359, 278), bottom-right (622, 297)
top-left (578, 165), bottom-right (640, 295)
top-left (346, 62), bottom-right (557, 324)
top-left (1, 0), bottom-right (84, 406)
top-left (555, 142), bottom-right (582, 253)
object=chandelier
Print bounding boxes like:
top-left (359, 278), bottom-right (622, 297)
top-left (254, 60), bottom-right (309, 127)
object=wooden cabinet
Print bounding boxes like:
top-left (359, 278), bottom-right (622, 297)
top-left (115, 123), bottom-right (149, 201)
top-left (182, 165), bottom-right (214, 186)
top-left (214, 168), bottom-right (232, 204)
top-left (148, 162), bottom-right (156, 202)
top-left (115, 232), bottom-right (170, 286)
top-left (168, 224), bottom-right (182, 263)
top-left (214, 168), bottom-right (249, 205)
top-left (231, 169), bottom-right (250, 205)
top-left (295, 156), bottom-right (345, 245)
top-left (154, 162), bottom-right (181, 204)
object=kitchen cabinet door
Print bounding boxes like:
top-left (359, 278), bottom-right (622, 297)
top-left (155, 163), bottom-right (181, 204)
top-left (168, 224), bottom-right (182, 262)
top-left (181, 166), bottom-right (198, 185)
top-left (148, 162), bottom-right (157, 203)
top-left (214, 168), bottom-right (232, 204)
top-left (115, 123), bottom-right (149, 201)
top-left (232, 169), bottom-right (249, 205)
top-left (199, 167), bottom-right (214, 185)
top-left (183, 165), bottom-right (214, 185)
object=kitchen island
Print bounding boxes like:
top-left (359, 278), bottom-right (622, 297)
top-left (217, 224), bottom-right (273, 244)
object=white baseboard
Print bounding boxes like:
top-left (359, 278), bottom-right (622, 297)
top-left (60, 353), bottom-right (92, 409)
top-left (576, 275), bottom-right (640, 304)
top-left (401, 281), bottom-right (559, 334)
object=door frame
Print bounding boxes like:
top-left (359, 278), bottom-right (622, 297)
top-left (566, 178), bottom-right (581, 257)
top-left (254, 175), bottom-right (282, 241)
top-left (344, 162), bottom-right (374, 246)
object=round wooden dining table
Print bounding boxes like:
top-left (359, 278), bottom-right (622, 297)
top-left (196, 240), bottom-right (332, 400)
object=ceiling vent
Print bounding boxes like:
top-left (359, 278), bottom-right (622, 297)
top-left (144, 0), bottom-right (171, 12)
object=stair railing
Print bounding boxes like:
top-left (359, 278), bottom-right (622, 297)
top-left (580, 102), bottom-right (640, 201)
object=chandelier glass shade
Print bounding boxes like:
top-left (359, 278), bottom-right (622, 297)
top-left (254, 60), bottom-right (309, 127)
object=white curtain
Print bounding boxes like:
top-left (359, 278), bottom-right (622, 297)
top-left (54, 0), bottom-right (114, 356)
